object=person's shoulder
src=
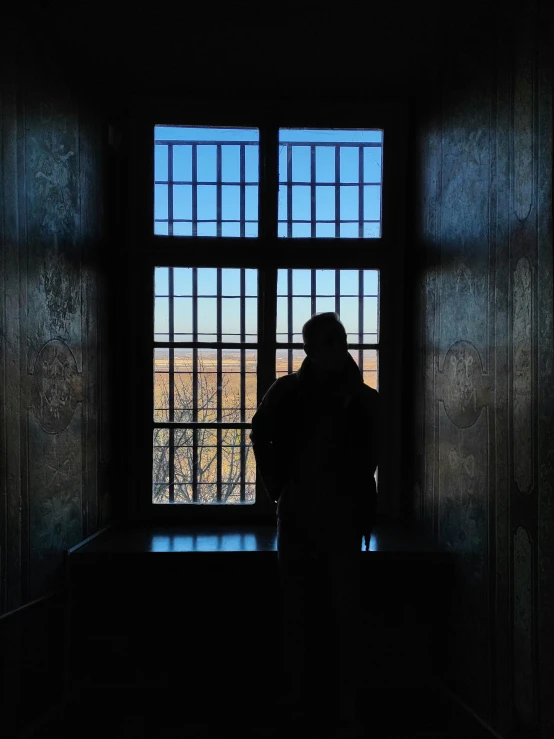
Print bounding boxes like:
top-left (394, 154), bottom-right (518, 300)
top-left (265, 372), bottom-right (299, 402)
top-left (359, 382), bottom-right (379, 408)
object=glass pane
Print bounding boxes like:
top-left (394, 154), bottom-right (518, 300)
top-left (174, 223), bottom-right (192, 236)
top-left (293, 269), bottom-right (311, 296)
top-left (292, 146), bottom-right (311, 182)
top-left (197, 145), bottom-right (217, 182)
top-left (245, 269), bottom-right (257, 296)
top-left (276, 349), bottom-right (305, 378)
top-left (245, 145), bottom-right (259, 183)
top-left (174, 298), bottom-right (192, 337)
top-left (364, 185), bottom-right (381, 222)
top-left (173, 185), bottom-right (192, 221)
top-left (155, 184), bottom-right (168, 221)
top-left (222, 298), bottom-right (241, 340)
top-left (155, 145), bottom-right (168, 181)
top-left (222, 145), bottom-right (240, 182)
top-left (174, 268), bottom-right (193, 296)
top-left (173, 146), bottom-right (192, 181)
top-left (316, 269), bottom-right (336, 296)
top-left (279, 129), bottom-right (382, 239)
top-left (244, 298), bottom-right (257, 341)
top-left (197, 185), bottom-right (216, 220)
top-left (364, 270), bottom-right (379, 296)
top-left (364, 147), bottom-right (382, 183)
top-left (154, 222), bottom-right (168, 236)
top-left (155, 297), bottom-right (169, 339)
top-left (277, 297), bottom-right (288, 339)
top-left (155, 267), bottom-right (169, 296)
top-left (292, 186), bottom-right (310, 221)
top-left (340, 147), bottom-right (359, 183)
top-left (316, 147), bottom-right (335, 183)
top-left (363, 297), bottom-right (379, 339)
top-left (340, 186), bottom-right (359, 220)
top-left (340, 269), bottom-right (360, 296)
top-left (316, 186), bottom-right (335, 221)
top-left (222, 186), bottom-right (240, 221)
top-left (198, 268), bottom-right (217, 296)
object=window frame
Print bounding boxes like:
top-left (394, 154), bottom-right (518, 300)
top-left (123, 95), bottom-right (408, 525)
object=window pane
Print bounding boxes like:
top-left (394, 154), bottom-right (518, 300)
top-left (292, 146), bottom-right (311, 182)
top-left (155, 145), bottom-right (168, 181)
top-left (174, 268), bottom-right (193, 296)
top-left (173, 185), bottom-right (192, 221)
top-left (340, 147), bottom-right (359, 183)
top-left (279, 129), bottom-right (383, 239)
top-left (222, 185), bottom-right (240, 221)
top-left (364, 185), bottom-right (381, 222)
top-left (340, 186), bottom-right (359, 220)
top-left (316, 186), bottom-right (335, 221)
top-left (155, 267), bottom-right (169, 296)
top-left (222, 145), bottom-right (240, 182)
top-left (173, 146), bottom-right (192, 181)
top-left (364, 146), bottom-right (382, 183)
top-left (174, 298), bottom-right (192, 337)
top-left (153, 126), bottom-right (259, 237)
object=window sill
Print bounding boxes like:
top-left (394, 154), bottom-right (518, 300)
top-left (68, 521), bottom-right (451, 560)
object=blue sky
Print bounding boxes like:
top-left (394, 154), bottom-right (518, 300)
top-left (153, 127), bottom-right (381, 343)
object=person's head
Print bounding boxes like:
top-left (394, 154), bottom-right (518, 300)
top-left (302, 312), bottom-right (348, 372)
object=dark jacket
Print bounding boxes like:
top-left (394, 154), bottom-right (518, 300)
top-left (250, 353), bottom-right (380, 545)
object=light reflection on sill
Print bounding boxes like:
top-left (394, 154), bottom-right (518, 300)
top-left (148, 533), bottom-right (380, 553)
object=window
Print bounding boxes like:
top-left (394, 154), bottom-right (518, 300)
top-left (154, 127), bottom-right (259, 237)
top-left (131, 109), bottom-right (405, 520)
top-left (276, 268), bottom-right (379, 387)
top-left (153, 267), bottom-right (258, 504)
top-left (278, 129), bottom-right (383, 238)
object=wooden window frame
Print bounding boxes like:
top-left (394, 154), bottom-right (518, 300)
top-left (121, 96), bottom-right (408, 525)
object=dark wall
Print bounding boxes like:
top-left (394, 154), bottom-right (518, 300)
top-left (410, 2), bottom-right (553, 737)
top-left (0, 24), bottom-right (113, 614)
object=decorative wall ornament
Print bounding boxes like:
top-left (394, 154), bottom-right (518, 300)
top-left (439, 341), bottom-right (487, 428)
top-left (30, 339), bottom-right (81, 434)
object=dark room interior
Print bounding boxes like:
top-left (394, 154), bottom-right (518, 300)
top-left (1, 2), bottom-right (553, 737)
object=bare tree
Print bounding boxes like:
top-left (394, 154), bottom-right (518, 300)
top-left (153, 355), bottom-right (255, 504)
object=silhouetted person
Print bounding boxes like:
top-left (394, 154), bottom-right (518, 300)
top-left (250, 313), bottom-right (380, 738)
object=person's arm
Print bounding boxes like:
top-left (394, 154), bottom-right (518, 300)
top-left (249, 378), bottom-right (291, 502)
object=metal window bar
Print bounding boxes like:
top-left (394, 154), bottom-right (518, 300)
top-left (335, 269), bottom-right (340, 316)
top-left (335, 148), bottom-right (340, 239)
top-left (310, 146), bottom-right (316, 239)
top-left (311, 269), bottom-right (316, 317)
top-left (359, 270), bottom-right (364, 371)
top-left (168, 267), bottom-right (175, 503)
top-left (287, 269), bottom-right (293, 373)
top-left (192, 145), bottom-right (198, 237)
top-left (359, 148), bottom-right (364, 238)
top-left (287, 145), bottom-right (292, 238)
top-left (216, 268), bottom-right (223, 502)
top-left (240, 146), bottom-right (246, 239)
top-left (168, 144), bottom-right (174, 237)
top-left (216, 145), bottom-right (222, 238)
top-left (192, 267), bottom-right (199, 502)
top-left (240, 268), bottom-right (246, 502)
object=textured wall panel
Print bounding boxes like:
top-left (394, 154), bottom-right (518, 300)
top-left (513, 526), bottom-right (535, 725)
top-left (512, 258), bottom-right (534, 494)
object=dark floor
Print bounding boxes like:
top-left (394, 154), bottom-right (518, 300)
top-left (25, 682), bottom-right (479, 739)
